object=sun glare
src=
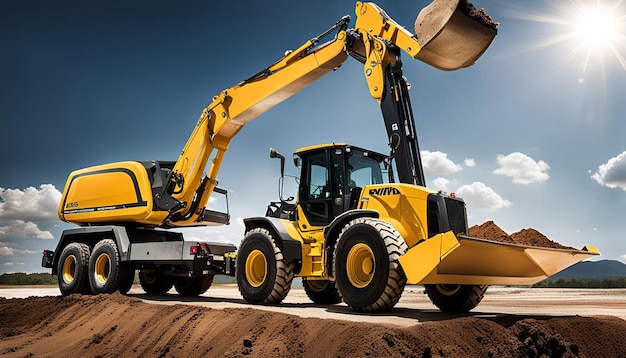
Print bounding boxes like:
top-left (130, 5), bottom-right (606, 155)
top-left (510, 0), bottom-right (626, 81)
top-left (574, 6), bottom-right (619, 48)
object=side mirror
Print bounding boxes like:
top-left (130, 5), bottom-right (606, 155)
top-left (269, 148), bottom-right (285, 177)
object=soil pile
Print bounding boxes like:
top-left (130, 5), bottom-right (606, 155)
top-left (468, 220), bottom-right (515, 244)
top-left (469, 221), bottom-right (577, 250)
top-left (2, 294), bottom-right (626, 357)
top-left (511, 228), bottom-right (576, 250)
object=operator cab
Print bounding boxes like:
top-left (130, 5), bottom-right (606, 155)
top-left (293, 143), bottom-right (387, 226)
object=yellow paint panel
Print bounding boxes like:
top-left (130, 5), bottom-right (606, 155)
top-left (59, 161), bottom-right (153, 224)
top-left (399, 232), bottom-right (459, 284)
top-left (66, 171), bottom-right (139, 208)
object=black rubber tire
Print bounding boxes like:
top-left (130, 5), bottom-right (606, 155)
top-left (88, 239), bottom-right (124, 294)
top-left (57, 242), bottom-right (92, 295)
top-left (236, 228), bottom-right (294, 304)
top-left (139, 270), bottom-right (173, 294)
top-left (303, 279), bottom-right (342, 304)
top-left (333, 218), bottom-right (408, 313)
top-left (174, 275), bottom-right (214, 296)
top-left (424, 284), bottom-right (488, 313)
top-left (117, 264), bottom-right (135, 294)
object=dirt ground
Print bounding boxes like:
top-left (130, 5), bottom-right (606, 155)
top-left (0, 222), bottom-right (616, 357)
top-left (1, 289), bottom-right (626, 357)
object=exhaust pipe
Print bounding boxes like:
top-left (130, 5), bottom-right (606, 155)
top-left (414, 0), bottom-right (499, 71)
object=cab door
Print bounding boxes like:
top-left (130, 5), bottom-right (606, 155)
top-left (297, 148), bottom-right (346, 227)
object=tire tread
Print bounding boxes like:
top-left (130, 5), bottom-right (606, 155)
top-left (334, 218), bottom-right (408, 313)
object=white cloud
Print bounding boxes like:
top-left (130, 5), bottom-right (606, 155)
top-left (493, 152), bottom-right (550, 184)
top-left (0, 184), bottom-right (62, 222)
top-left (431, 177), bottom-right (450, 191)
top-left (0, 185), bottom-right (59, 242)
top-left (421, 150), bottom-right (462, 175)
top-left (591, 151), bottom-right (626, 191)
top-left (464, 158), bottom-right (476, 167)
top-left (0, 246), bottom-right (14, 255)
top-left (2, 262), bottom-right (24, 267)
top-left (0, 220), bottom-right (54, 240)
top-left (456, 182), bottom-right (512, 212)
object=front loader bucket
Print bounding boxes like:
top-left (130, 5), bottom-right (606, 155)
top-left (399, 232), bottom-right (600, 285)
top-left (414, 0), bottom-right (498, 70)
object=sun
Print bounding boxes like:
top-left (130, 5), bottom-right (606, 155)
top-left (510, 0), bottom-right (626, 81)
top-left (568, 1), bottom-right (626, 82)
top-left (573, 5), bottom-right (620, 49)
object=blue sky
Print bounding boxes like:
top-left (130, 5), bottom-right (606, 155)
top-left (2, 0), bottom-right (626, 274)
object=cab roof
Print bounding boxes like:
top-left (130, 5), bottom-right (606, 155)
top-left (294, 143), bottom-right (388, 161)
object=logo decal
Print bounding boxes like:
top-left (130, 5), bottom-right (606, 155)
top-left (368, 187), bottom-right (400, 196)
top-left (65, 202), bottom-right (79, 209)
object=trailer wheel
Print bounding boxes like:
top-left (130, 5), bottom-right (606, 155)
top-left (174, 275), bottom-right (214, 296)
top-left (57, 242), bottom-right (92, 295)
top-left (424, 284), bottom-right (488, 313)
top-left (139, 270), bottom-right (173, 294)
top-left (333, 218), bottom-right (408, 312)
top-left (303, 279), bottom-right (341, 304)
top-left (88, 239), bottom-right (125, 294)
top-left (236, 228), bottom-right (294, 304)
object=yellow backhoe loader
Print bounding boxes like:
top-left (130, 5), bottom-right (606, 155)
top-left (42, 0), bottom-right (598, 312)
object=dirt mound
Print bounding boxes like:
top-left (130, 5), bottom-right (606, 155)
top-left (510, 228), bottom-right (576, 250)
top-left (469, 221), bottom-right (576, 249)
top-left (468, 220), bottom-right (515, 243)
top-left (1, 294), bottom-right (625, 357)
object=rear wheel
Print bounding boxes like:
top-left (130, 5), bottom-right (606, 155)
top-left (57, 242), bottom-right (91, 295)
top-left (174, 275), bottom-right (214, 296)
top-left (424, 284), bottom-right (488, 313)
top-left (334, 218), bottom-right (408, 312)
top-left (236, 228), bottom-right (294, 304)
top-left (88, 239), bottom-right (124, 294)
top-left (139, 270), bottom-right (173, 294)
top-left (303, 279), bottom-right (341, 304)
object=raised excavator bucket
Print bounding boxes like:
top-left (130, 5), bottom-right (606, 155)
top-left (399, 232), bottom-right (600, 286)
top-left (413, 0), bottom-right (498, 70)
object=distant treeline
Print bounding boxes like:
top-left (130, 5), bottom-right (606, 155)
top-left (0, 272), bottom-right (57, 285)
top-left (532, 277), bottom-right (626, 288)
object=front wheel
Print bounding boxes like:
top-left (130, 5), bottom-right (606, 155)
top-left (424, 284), bottom-right (488, 313)
top-left (174, 275), bottom-right (214, 296)
top-left (57, 242), bottom-right (91, 295)
top-left (236, 228), bottom-right (294, 304)
top-left (333, 218), bottom-right (408, 313)
top-left (302, 279), bottom-right (341, 304)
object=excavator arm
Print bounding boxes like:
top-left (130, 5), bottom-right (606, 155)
top-left (162, 1), bottom-right (497, 227)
